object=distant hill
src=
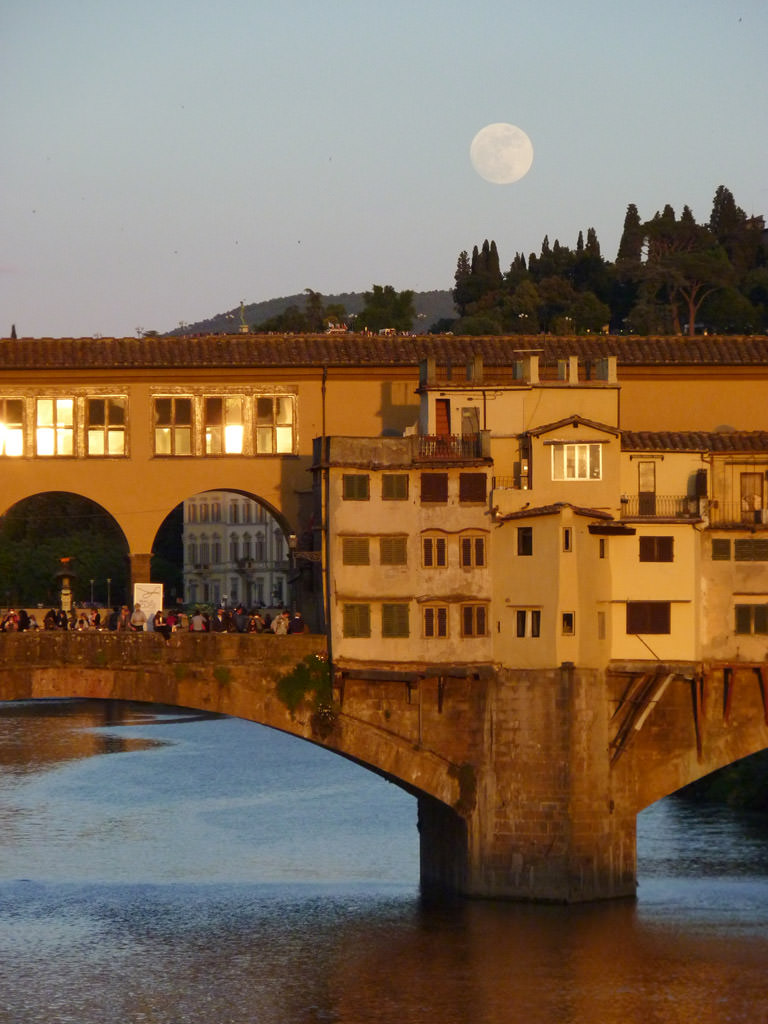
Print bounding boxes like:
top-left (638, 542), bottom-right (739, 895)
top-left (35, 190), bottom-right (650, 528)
top-left (165, 290), bottom-right (456, 336)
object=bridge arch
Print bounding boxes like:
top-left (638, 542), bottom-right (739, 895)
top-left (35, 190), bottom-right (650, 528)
top-left (0, 490), bottom-right (130, 608)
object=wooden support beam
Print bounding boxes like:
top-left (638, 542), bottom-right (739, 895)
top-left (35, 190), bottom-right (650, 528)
top-left (753, 665), bottom-right (768, 726)
top-left (723, 665), bottom-right (734, 723)
top-left (690, 674), bottom-right (704, 760)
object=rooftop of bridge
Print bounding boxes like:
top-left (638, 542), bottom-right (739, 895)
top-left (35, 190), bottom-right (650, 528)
top-left (2, 333), bottom-right (768, 371)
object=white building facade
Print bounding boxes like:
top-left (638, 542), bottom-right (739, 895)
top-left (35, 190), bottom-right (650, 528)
top-left (182, 490), bottom-right (290, 610)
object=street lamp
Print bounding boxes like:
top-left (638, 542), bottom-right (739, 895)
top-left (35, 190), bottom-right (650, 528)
top-left (90, 579), bottom-right (95, 605)
top-left (106, 578), bottom-right (112, 607)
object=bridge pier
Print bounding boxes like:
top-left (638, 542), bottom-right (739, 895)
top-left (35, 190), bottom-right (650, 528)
top-left (418, 664), bottom-right (637, 903)
top-left (129, 552), bottom-right (153, 591)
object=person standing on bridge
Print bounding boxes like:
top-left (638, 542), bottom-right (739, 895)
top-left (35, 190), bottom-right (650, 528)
top-left (130, 603), bottom-right (147, 632)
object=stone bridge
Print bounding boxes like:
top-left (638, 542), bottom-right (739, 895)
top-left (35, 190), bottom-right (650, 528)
top-left (1, 633), bottom-right (767, 903)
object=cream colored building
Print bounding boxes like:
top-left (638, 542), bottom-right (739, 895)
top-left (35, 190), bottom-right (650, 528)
top-left (324, 351), bottom-right (768, 677)
top-left (183, 491), bottom-right (290, 610)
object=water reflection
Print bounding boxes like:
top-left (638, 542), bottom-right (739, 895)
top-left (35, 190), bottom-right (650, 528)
top-left (0, 699), bottom-right (767, 1024)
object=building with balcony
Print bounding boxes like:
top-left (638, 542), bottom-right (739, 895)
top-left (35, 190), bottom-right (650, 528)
top-left (317, 352), bottom-right (768, 680)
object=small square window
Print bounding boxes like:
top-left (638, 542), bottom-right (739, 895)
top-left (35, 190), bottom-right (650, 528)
top-left (380, 536), bottom-right (408, 565)
top-left (343, 474), bottom-right (370, 500)
top-left (459, 473), bottom-right (487, 503)
top-left (342, 537), bottom-right (370, 565)
top-left (711, 538), bottom-right (731, 561)
top-left (382, 603), bottom-right (409, 638)
top-left (421, 472), bottom-right (448, 503)
top-left (343, 603), bottom-right (371, 637)
top-left (382, 474), bottom-right (409, 500)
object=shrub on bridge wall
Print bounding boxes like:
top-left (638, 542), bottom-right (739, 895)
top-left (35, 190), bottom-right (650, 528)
top-left (276, 653), bottom-right (332, 718)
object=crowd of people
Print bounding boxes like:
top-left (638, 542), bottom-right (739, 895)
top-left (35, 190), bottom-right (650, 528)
top-left (0, 604), bottom-right (307, 635)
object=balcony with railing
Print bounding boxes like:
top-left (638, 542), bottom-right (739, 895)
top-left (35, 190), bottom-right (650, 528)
top-left (619, 495), bottom-right (702, 520)
top-left (412, 433), bottom-right (488, 461)
top-left (707, 501), bottom-right (768, 527)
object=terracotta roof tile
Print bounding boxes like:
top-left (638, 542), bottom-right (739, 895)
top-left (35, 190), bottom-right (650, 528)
top-left (621, 430), bottom-right (768, 453)
top-left (2, 334), bottom-right (768, 372)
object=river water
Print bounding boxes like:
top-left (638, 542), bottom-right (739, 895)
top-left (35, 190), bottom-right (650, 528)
top-left (0, 700), bottom-right (766, 1024)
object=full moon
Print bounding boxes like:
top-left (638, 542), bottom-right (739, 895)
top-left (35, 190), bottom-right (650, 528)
top-left (470, 123), bottom-right (534, 184)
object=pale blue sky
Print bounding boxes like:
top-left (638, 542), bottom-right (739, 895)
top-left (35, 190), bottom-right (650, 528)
top-left (2, 0), bottom-right (766, 337)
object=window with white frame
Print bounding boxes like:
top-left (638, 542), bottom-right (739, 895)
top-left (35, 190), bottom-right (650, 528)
top-left (551, 442), bottom-right (602, 480)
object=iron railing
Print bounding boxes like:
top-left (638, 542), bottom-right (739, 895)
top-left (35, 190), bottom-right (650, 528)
top-left (414, 434), bottom-right (484, 460)
top-left (620, 495), bottom-right (701, 519)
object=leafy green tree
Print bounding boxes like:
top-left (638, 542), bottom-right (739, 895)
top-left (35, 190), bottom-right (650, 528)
top-left (569, 291), bottom-right (611, 334)
top-left (355, 284), bottom-right (415, 333)
top-left (639, 205), bottom-right (734, 335)
top-left (452, 250), bottom-right (472, 316)
top-left (709, 186), bottom-right (765, 278)
top-left (0, 494), bottom-right (130, 607)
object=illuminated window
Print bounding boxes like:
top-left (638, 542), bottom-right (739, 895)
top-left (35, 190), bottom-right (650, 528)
top-left (0, 398), bottom-right (24, 457)
top-left (154, 397), bottom-right (192, 455)
top-left (551, 442), bottom-right (602, 480)
top-left (205, 396), bottom-right (244, 454)
top-left (36, 398), bottom-right (73, 456)
top-left (256, 395), bottom-right (294, 454)
top-left (87, 397), bottom-right (126, 456)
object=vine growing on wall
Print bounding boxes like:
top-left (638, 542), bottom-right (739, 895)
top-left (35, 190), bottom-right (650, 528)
top-left (276, 653), bottom-right (333, 722)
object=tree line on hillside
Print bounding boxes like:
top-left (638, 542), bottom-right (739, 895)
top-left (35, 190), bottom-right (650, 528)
top-left (251, 285), bottom-right (417, 335)
top-left (240, 185), bottom-right (766, 338)
top-left (448, 186), bottom-right (767, 337)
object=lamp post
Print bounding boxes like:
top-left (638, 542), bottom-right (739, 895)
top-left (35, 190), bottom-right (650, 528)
top-left (106, 578), bottom-right (112, 607)
top-left (90, 579), bottom-right (95, 605)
